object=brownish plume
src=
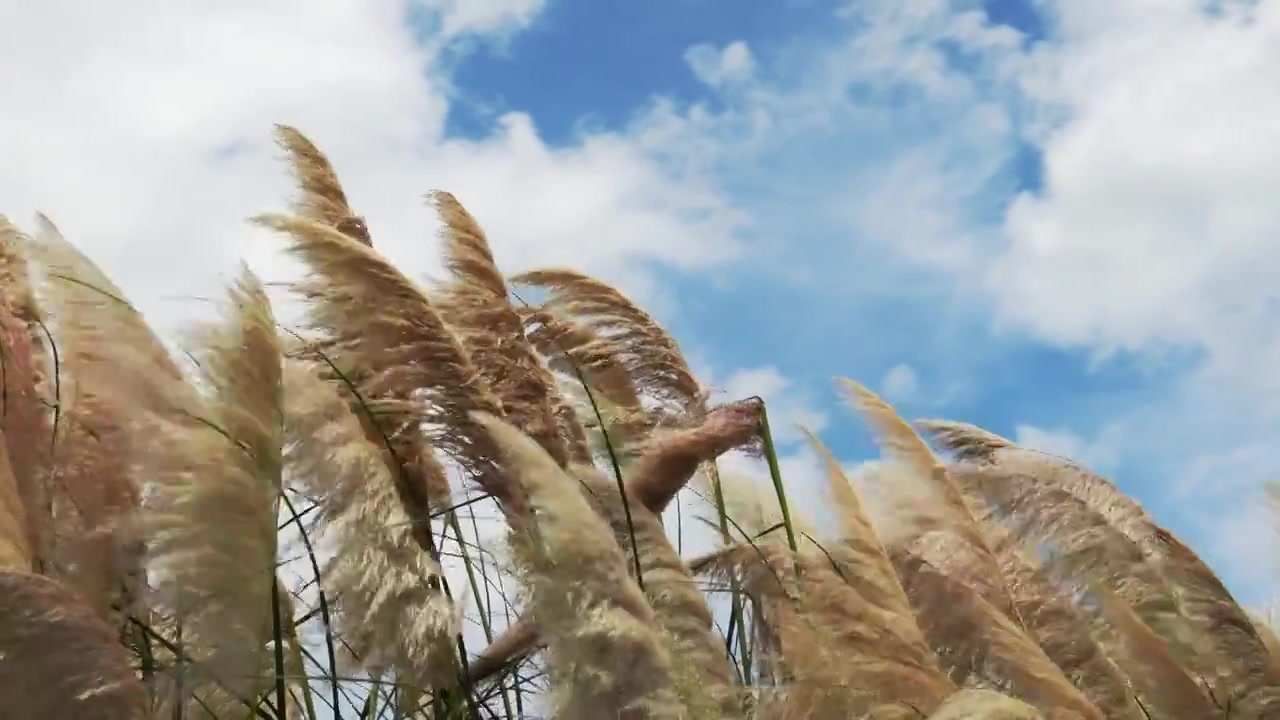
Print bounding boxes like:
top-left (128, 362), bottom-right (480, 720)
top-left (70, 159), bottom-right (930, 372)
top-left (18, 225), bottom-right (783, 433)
top-left (477, 413), bottom-right (683, 719)
top-left (255, 213), bottom-right (522, 533)
top-left (275, 124), bottom-right (372, 245)
top-left (467, 399), bottom-right (762, 686)
top-left (512, 269), bottom-right (705, 416)
top-left (923, 421), bottom-right (1280, 715)
top-left (0, 570), bottom-right (147, 719)
top-left (430, 190), bottom-right (584, 466)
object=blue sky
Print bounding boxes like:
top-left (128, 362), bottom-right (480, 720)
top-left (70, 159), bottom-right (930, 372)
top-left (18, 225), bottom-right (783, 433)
top-left (4, 0), bottom-right (1278, 612)
top-left (420, 0), bottom-right (1279, 602)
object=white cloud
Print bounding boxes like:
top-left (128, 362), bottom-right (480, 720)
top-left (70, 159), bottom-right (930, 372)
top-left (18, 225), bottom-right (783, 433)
top-left (685, 41), bottom-right (756, 88)
top-left (430, 0), bottom-right (547, 39)
top-left (880, 363), bottom-right (921, 403)
top-left (0, 0), bottom-right (743, 342)
top-left (1012, 423), bottom-right (1123, 473)
top-left (1197, 496), bottom-right (1280, 608)
top-left (991, 3), bottom-right (1280, 387)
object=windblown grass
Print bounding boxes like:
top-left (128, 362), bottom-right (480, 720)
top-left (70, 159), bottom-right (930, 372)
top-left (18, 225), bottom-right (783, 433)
top-left (0, 125), bottom-right (1276, 720)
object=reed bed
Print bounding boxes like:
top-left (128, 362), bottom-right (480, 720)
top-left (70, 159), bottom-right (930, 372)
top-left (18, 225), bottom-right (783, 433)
top-left (0, 126), bottom-right (1276, 719)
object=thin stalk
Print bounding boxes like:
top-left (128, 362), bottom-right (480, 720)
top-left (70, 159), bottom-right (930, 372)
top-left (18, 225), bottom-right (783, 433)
top-left (676, 490), bottom-right (683, 554)
top-left (495, 571), bottom-right (525, 715)
top-left (360, 687), bottom-right (378, 720)
top-left (707, 461), bottom-right (753, 683)
top-left (279, 492), bottom-right (334, 718)
top-left (270, 576), bottom-right (289, 719)
top-left (442, 509), bottom-right (514, 718)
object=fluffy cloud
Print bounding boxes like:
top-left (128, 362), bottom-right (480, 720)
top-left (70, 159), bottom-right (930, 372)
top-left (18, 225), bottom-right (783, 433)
top-left (429, 0), bottom-right (547, 38)
top-left (685, 41), bottom-right (755, 88)
top-left (1013, 423), bottom-right (1124, 473)
top-left (0, 0), bottom-right (742, 341)
top-left (880, 363), bottom-right (921, 403)
top-left (993, 1), bottom-right (1280, 381)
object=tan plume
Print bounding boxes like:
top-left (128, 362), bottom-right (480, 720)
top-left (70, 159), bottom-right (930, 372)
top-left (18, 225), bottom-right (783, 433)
top-left (927, 689), bottom-right (1045, 719)
top-left (0, 216), bottom-right (49, 378)
top-left (0, 570), bottom-right (147, 719)
top-left (0, 424), bottom-right (30, 571)
top-left (839, 379), bottom-right (1022, 624)
top-left (930, 425), bottom-right (1280, 715)
top-left (283, 359), bottom-right (460, 687)
top-left (1086, 584), bottom-right (1218, 719)
top-left (573, 465), bottom-right (742, 717)
top-left (135, 266), bottom-right (284, 705)
top-left (981, 517), bottom-right (1145, 719)
top-left (892, 550), bottom-right (1103, 719)
top-left (1249, 609), bottom-right (1280, 670)
top-left (25, 214), bottom-right (178, 621)
top-left (430, 190), bottom-right (584, 466)
top-left (915, 419), bottom-right (1014, 461)
top-left (806, 429), bottom-right (916, 614)
top-left (467, 398), bottom-right (762, 687)
top-left (950, 462), bottom-right (1201, 678)
top-left (702, 540), bottom-right (954, 719)
top-left (512, 269), bottom-right (705, 415)
top-left (475, 412), bottom-right (683, 719)
top-left (275, 124), bottom-right (371, 245)
top-left (518, 305), bottom-right (648, 458)
top-left (254, 212), bottom-right (519, 529)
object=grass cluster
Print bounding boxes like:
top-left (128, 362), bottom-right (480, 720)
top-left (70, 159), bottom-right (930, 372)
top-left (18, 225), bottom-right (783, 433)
top-left (0, 125), bottom-right (1277, 719)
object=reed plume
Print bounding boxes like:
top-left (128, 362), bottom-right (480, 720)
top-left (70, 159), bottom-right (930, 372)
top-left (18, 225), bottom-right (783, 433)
top-left (467, 398), bottom-right (763, 687)
top-left (475, 412), bottom-right (683, 719)
top-left (982, 518), bottom-right (1145, 719)
top-left (0, 218), bottom-right (56, 576)
top-left (512, 269), bottom-right (705, 417)
top-left (949, 462), bottom-right (1200, 675)
top-left (24, 215), bottom-right (182, 623)
top-left (517, 305), bottom-right (650, 453)
top-left (253, 213), bottom-right (517, 531)
top-left (0, 569), bottom-right (147, 719)
top-left (922, 420), bottom-right (1280, 715)
top-left (0, 305), bottom-right (36, 572)
top-left (573, 464), bottom-right (742, 717)
top-left (282, 359), bottom-right (460, 687)
top-left (840, 380), bottom-right (1022, 624)
top-left (891, 549), bottom-right (1103, 719)
top-left (130, 266), bottom-right (283, 707)
top-left (1082, 584), bottom-right (1218, 719)
top-left (275, 124), bottom-right (371, 245)
top-left (927, 689), bottom-right (1045, 719)
top-left (430, 190), bottom-right (585, 466)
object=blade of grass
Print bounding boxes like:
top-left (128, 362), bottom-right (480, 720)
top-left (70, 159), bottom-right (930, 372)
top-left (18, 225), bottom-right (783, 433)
top-left (756, 402), bottom-right (798, 558)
